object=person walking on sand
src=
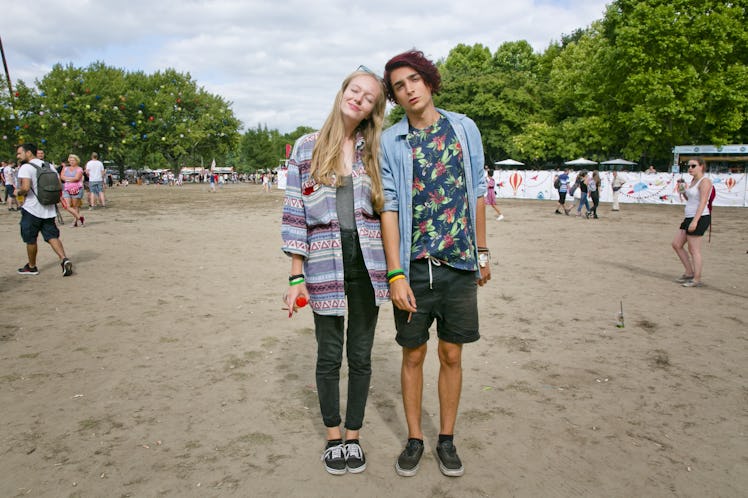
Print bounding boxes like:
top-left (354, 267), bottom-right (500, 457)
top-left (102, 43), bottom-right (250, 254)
top-left (611, 170), bottom-right (625, 211)
top-left (3, 160), bottom-right (19, 211)
top-left (15, 143), bottom-right (73, 277)
top-left (672, 157), bottom-right (713, 287)
top-left (281, 66), bottom-right (388, 475)
top-left (555, 168), bottom-right (571, 215)
top-left (587, 171), bottom-right (600, 219)
top-left (575, 171), bottom-right (590, 217)
top-left (60, 154), bottom-right (85, 226)
top-left (485, 168), bottom-right (504, 221)
top-left (85, 152), bottom-right (106, 209)
top-left (380, 50), bottom-right (491, 478)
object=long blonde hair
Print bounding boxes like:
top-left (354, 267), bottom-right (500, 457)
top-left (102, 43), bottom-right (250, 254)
top-left (311, 70), bottom-right (386, 212)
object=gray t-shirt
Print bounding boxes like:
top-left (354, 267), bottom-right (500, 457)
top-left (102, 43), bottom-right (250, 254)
top-left (336, 174), bottom-right (355, 230)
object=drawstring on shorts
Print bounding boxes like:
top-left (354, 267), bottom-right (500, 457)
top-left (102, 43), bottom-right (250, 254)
top-left (427, 256), bottom-right (441, 290)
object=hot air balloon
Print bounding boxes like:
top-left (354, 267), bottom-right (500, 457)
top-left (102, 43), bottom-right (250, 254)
top-left (509, 172), bottom-right (523, 195)
top-left (725, 176), bottom-right (736, 192)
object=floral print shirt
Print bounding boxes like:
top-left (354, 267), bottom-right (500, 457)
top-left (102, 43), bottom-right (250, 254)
top-left (408, 115), bottom-right (477, 271)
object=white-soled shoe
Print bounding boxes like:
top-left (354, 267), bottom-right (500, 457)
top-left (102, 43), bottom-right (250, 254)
top-left (344, 442), bottom-right (366, 473)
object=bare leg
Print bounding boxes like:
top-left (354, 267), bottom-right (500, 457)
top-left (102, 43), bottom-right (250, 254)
top-left (671, 230), bottom-right (693, 276)
top-left (326, 426), bottom-right (342, 441)
top-left (345, 429), bottom-right (359, 441)
top-left (26, 243), bottom-right (38, 268)
top-left (47, 238), bottom-right (67, 260)
top-left (686, 235), bottom-right (704, 282)
top-left (401, 344), bottom-right (427, 439)
top-left (63, 200), bottom-right (78, 223)
top-left (437, 340), bottom-right (463, 435)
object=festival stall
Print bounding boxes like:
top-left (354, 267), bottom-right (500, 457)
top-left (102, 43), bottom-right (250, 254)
top-left (491, 170), bottom-right (747, 207)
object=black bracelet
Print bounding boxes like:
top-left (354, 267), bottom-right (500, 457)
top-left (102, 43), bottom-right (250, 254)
top-left (386, 269), bottom-right (405, 279)
top-left (477, 247), bottom-right (490, 253)
top-left (288, 273), bottom-right (304, 282)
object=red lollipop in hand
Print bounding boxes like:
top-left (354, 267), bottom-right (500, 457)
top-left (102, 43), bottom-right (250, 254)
top-left (295, 296), bottom-right (308, 308)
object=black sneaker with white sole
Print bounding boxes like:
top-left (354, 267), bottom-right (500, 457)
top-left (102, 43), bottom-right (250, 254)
top-left (436, 440), bottom-right (464, 476)
top-left (395, 438), bottom-right (424, 477)
top-left (17, 264), bottom-right (39, 275)
top-left (344, 441), bottom-right (366, 473)
top-left (61, 258), bottom-right (73, 277)
top-left (321, 442), bottom-right (346, 475)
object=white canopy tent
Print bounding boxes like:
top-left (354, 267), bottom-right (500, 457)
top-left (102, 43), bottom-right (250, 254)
top-left (601, 159), bottom-right (637, 166)
top-left (564, 157), bottom-right (598, 166)
top-left (494, 159), bottom-right (525, 166)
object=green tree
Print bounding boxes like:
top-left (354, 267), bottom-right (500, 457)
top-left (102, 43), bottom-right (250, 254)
top-left (238, 124), bottom-right (281, 170)
top-left (236, 125), bottom-right (315, 171)
top-left (436, 42), bottom-right (546, 164)
top-left (600, 0), bottom-right (748, 162)
top-left (544, 24), bottom-right (616, 161)
top-left (1, 62), bottom-right (240, 170)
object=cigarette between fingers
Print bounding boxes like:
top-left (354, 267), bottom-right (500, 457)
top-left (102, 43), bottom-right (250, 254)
top-left (407, 312), bottom-right (412, 324)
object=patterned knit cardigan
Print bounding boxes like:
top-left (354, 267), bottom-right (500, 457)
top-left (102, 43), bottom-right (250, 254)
top-left (281, 132), bottom-right (389, 316)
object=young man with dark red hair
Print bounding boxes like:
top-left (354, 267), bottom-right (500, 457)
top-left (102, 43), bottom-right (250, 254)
top-left (380, 50), bottom-right (491, 477)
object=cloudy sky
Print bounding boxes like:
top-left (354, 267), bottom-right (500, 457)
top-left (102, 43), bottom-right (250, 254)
top-left (3, 0), bottom-right (609, 133)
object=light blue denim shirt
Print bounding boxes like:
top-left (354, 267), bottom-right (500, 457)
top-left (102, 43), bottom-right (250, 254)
top-left (380, 108), bottom-right (487, 280)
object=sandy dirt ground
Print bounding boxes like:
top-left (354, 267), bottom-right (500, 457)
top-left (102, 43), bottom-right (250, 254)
top-left (1, 182), bottom-right (746, 498)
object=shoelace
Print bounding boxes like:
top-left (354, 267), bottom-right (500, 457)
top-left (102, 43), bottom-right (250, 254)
top-left (345, 443), bottom-right (362, 459)
top-left (321, 444), bottom-right (345, 461)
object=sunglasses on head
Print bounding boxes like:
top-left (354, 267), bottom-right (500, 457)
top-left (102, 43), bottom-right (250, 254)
top-left (357, 65), bottom-right (384, 82)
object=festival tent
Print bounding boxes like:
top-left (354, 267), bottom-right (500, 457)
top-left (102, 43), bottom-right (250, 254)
top-left (564, 157), bottom-right (598, 166)
top-left (601, 159), bottom-right (637, 166)
top-left (494, 159), bottom-right (525, 166)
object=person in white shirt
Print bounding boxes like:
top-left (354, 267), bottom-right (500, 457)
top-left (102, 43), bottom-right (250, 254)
top-left (85, 152), bottom-right (107, 209)
top-left (611, 170), bottom-right (626, 211)
top-left (2, 161), bottom-right (19, 211)
top-left (15, 143), bottom-right (73, 276)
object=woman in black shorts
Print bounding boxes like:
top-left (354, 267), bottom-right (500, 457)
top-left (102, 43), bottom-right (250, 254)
top-left (671, 157), bottom-right (713, 287)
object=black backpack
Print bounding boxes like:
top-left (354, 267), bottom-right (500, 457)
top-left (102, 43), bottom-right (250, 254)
top-left (30, 162), bottom-right (62, 205)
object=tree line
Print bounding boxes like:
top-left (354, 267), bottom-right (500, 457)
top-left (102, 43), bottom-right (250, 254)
top-left (2, 0), bottom-right (745, 172)
top-left (434, 0), bottom-right (747, 168)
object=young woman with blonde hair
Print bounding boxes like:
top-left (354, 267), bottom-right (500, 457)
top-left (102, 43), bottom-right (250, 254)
top-left (281, 67), bottom-right (388, 475)
top-left (61, 154), bottom-right (85, 226)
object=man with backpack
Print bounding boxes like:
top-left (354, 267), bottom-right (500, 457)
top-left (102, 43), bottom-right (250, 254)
top-left (15, 143), bottom-right (73, 276)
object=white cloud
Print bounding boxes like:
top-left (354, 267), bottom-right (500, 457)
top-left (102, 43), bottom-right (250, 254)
top-left (4, 0), bottom-right (609, 133)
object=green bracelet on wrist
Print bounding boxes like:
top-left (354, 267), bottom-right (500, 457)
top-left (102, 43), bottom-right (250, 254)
top-left (386, 269), bottom-right (404, 279)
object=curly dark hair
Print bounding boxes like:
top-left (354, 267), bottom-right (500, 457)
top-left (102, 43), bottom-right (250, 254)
top-left (383, 49), bottom-right (441, 103)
